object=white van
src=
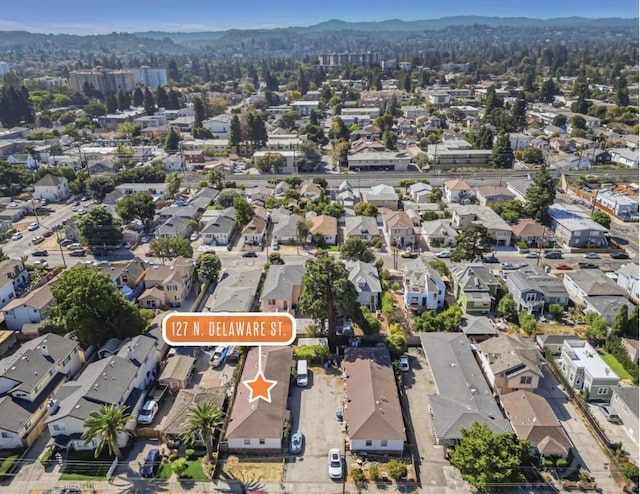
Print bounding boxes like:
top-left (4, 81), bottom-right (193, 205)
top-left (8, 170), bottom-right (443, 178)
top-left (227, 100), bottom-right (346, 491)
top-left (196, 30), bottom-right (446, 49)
top-left (296, 360), bottom-right (308, 387)
top-left (211, 346), bottom-right (226, 368)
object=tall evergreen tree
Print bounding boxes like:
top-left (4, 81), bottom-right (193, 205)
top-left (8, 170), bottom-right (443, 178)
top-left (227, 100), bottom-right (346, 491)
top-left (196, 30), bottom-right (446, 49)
top-left (524, 163), bottom-right (555, 223)
top-left (143, 87), bottom-right (155, 115)
top-left (614, 76), bottom-right (630, 107)
top-left (164, 127), bottom-right (180, 152)
top-left (117, 90), bottom-right (130, 110)
top-left (539, 78), bottom-right (556, 104)
top-left (511, 92), bottom-right (527, 130)
top-left (132, 87), bottom-right (144, 107)
top-left (167, 89), bottom-right (181, 110)
top-left (156, 86), bottom-right (169, 109)
top-left (106, 94), bottom-right (118, 113)
top-left (490, 132), bottom-right (514, 169)
top-left (193, 97), bottom-right (206, 129)
top-left (228, 114), bottom-right (243, 154)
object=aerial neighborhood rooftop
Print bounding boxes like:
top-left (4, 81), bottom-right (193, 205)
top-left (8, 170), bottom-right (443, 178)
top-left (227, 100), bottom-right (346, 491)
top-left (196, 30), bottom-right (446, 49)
top-left (0, 10), bottom-right (636, 494)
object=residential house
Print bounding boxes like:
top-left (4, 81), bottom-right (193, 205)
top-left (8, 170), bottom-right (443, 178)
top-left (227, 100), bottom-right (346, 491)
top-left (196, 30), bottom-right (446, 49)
top-left (512, 219), bottom-right (551, 247)
top-left (115, 182), bottom-right (169, 200)
top-left (158, 355), bottom-right (195, 391)
top-left (202, 114), bottom-right (232, 139)
top-left (344, 260), bottom-right (382, 311)
top-left (476, 335), bottom-right (543, 395)
top-left (409, 182), bottom-right (433, 203)
top-left (452, 264), bottom-right (501, 315)
top-left (336, 181), bottom-right (360, 207)
top-left (402, 257), bottom-right (446, 310)
top-left (272, 214), bottom-right (300, 244)
top-left (562, 270), bottom-right (631, 325)
top-left (201, 208), bottom-right (236, 246)
top-left (225, 346), bottom-right (292, 452)
top-left (449, 204), bottom-right (513, 246)
top-left (443, 179), bottom-right (471, 204)
top-left (559, 339), bottom-right (619, 401)
top-left (244, 186), bottom-right (274, 206)
top-left (138, 257), bottom-right (194, 309)
top-left (204, 267), bottom-right (262, 312)
top-left (506, 179), bottom-right (532, 202)
top-left (260, 264), bottom-right (304, 314)
top-left (381, 210), bottom-right (414, 249)
top-left (242, 216), bottom-right (268, 247)
top-left (309, 215), bottom-right (337, 246)
top-left (33, 174), bottom-right (70, 202)
top-left (300, 182), bottom-right (324, 203)
top-left (536, 334), bottom-right (577, 356)
top-left (347, 151), bottom-right (411, 172)
top-left (621, 338), bottom-right (639, 364)
top-left (253, 150), bottom-right (296, 174)
top-left (609, 148), bottom-right (639, 168)
top-left (189, 188), bottom-right (219, 212)
top-left (475, 186), bottom-right (516, 207)
top-left (363, 184), bottom-right (398, 210)
top-left (460, 315), bottom-right (497, 342)
top-left (420, 332), bottom-right (512, 447)
top-left (428, 143), bottom-right (491, 170)
top-left (3, 284), bottom-right (54, 331)
top-left (501, 391), bottom-right (573, 459)
top-left (548, 205), bottom-right (608, 248)
top-left (0, 260), bottom-right (29, 310)
top-left (344, 216), bottom-right (378, 244)
top-left (0, 334), bottom-right (81, 449)
top-left (100, 258), bottom-right (146, 298)
top-left (155, 216), bottom-right (193, 239)
top-left (47, 334), bottom-right (157, 451)
top-left (594, 191), bottom-right (639, 221)
top-left (163, 154), bottom-right (183, 172)
top-left (157, 205), bottom-right (199, 222)
top-left (609, 386), bottom-right (639, 440)
top-left (342, 347), bottom-right (406, 454)
top-left (506, 267), bottom-right (569, 315)
top-left (617, 264), bottom-right (639, 302)
top-left (421, 220), bottom-right (458, 249)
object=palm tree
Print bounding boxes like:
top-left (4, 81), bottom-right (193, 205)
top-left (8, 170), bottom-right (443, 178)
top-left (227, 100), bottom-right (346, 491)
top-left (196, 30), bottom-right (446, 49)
top-left (82, 404), bottom-right (133, 459)
top-left (180, 401), bottom-right (224, 460)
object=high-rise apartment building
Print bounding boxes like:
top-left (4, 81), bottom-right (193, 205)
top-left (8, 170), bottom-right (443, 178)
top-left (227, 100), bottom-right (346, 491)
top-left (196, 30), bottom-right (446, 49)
top-left (133, 67), bottom-right (168, 88)
top-left (69, 68), bottom-right (135, 94)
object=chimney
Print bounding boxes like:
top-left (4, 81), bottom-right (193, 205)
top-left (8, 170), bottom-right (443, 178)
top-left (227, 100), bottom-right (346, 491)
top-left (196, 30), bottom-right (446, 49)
top-left (40, 345), bottom-right (49, 358)
top-left (127, 346), bottom-right (135, 361)
top-left (47, 399), bottom-right (59, 416)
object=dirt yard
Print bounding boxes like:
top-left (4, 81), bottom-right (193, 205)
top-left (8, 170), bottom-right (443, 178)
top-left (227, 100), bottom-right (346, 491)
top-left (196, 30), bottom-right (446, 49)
top-left (222, 455), bottom-right (283, 484)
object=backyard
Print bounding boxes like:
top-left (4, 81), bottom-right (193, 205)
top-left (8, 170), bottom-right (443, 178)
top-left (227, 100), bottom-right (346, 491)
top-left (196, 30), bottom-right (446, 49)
top-left (59, 450), bottom-right (113, 481)
top-left (222, 455), bottom-right (283, 484)
top-left (600, 352), bottom-right (634, 381)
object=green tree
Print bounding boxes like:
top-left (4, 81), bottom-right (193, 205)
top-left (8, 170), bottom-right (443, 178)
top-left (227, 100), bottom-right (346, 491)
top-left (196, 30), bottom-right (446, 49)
top-left (591, 209), bottom-right (611, 229)
top-left (552, 114), bottom-right (567, 128)
top-left (165, 172), bottom-right (181, 198)
top-left (520, 147), bottom-right (544, 164)
top-left (299, 256), bottom-right (360, 352)
top-left (449, 422), bottom-right (530, 491)
top-left (524, 163), bottom-right (556, 223)
top-left (413, 310), bottom-right (443, 332)
top-left (143, 87), bottom-right (156, 115)
top-left (82, 404), bottom-right (133, 459)
top-left (498, 293), bottom-right (518, 323)
top-left (232, 196), bottom-right (253, 226)
top-left (386, 459), bottom-right (408, 481)
top-left (106, 94), bottom-right (118, 114)
top-left (385, 333), bottom-right (407, 358)
top-left (428, 260), bottom-right (449, 277)
top-left (256, 152), bottom-right (285, 173)
top-left (490, 132), bottom-right (514, 169)
top-left (626, 306), bottom-right (639, 338)
top-left (164, 127), bottom-right (180, 152)
top-left (115, 191), bottom-right (155, 225)
top-left (585, 313), bottom-right (608, 347)
top-left (179, 401), bottom-right (224, 460)
top-left (539, 78), bottom-right (556, 103)
top-left (228, 114), bottom-right (243, 154)
top-left (610, 305), bottom-right (628, 339)
top-left (614, 75), bottom-right (630, 107)
top-left (353, 202), bottom-right (378, 217)
top-left (340, 238), bottom-right (376, 263)
top-left (268, 252), bottom-right (285, 265)
top-left (50, 266), bottom-right (146, 347)
top-left (296, 219), bottom-right (311, 251)
top-left (467, 125), bottom-right (494, 150)
top-left (156, 86), bottom-right (169, 109)
top-left (451, 224), bottom-right (493, 262)
top-left (149, 238), bottom-right (194, 259)
top-left (548, 304), bottom-right (564, 321)
top-left (117, 90), bottom-right (131, 110)
top-left (132, 87), bottom-right (144, 107)
top-left (79, 206), bottom-right (122, 247)
top-left (440, 305), bottom-right (463, 332)
top-left (193, 97), bottom-right (206, 130)
top-left (511, 92), bottom-right (527, 130)
top-left (519, 311), bottom-right (538, 335)
top-left (195, 253), bottom-right (221, 282)
top-left (329, 116), bottom-right (350, 141)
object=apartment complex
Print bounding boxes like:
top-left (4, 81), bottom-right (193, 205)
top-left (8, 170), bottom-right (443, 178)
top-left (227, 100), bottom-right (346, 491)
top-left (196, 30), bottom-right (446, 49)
top-left (69, 67), bottom-right (168, 93)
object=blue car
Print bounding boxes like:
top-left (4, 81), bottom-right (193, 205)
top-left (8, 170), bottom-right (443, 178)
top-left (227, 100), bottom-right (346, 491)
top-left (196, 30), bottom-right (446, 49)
top-left (141, 448), bottom-right (160, 478)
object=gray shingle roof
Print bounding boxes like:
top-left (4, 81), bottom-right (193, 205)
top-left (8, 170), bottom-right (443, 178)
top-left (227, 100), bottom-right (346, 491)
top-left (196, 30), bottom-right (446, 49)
top-left (344, 260), bottom-right (381, 295)
top-left (611, 386), bottom-right (639, 419)
top-left (345, 216), bottom-right (378, 237)
top-left (261, 264), bottom-right (304, 303)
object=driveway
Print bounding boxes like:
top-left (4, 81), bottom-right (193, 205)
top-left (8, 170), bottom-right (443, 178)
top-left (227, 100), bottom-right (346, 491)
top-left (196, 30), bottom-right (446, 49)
top-left (588, 402), bottom-right (639, 462)
top-left (536, 364), bottom-right (618, 493)
top-left (285, 366), bottom-right (345, 487)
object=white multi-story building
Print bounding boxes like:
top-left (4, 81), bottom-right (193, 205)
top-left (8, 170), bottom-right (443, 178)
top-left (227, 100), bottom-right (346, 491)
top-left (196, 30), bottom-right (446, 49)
top-left (133, 67), bottom-right (168, 88)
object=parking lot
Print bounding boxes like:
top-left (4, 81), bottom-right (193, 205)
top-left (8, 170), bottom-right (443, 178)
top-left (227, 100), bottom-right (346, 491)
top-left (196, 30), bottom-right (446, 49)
top-left (588, 402), bottom-right (639, 462)
top-left (285, 366), bottom-right (345, 486)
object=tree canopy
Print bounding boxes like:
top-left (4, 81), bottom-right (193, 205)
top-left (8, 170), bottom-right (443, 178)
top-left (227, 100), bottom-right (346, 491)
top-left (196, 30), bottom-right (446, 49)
top-left (82, 403), bottom-right (133, 459)
top-left (524, 163), bottom-right (556, 224)
top-left (79, 206), bottom-right (122, 247)
top-left (195, 253), bottom-right (221, 282)
top-left (50, 266), bottom-right (147, 347)
top-left (149, 238), bottom-right (194, 259)
top-left (451, 224), bottom-right (493, 262)
top-left (340, 238), bottom-right (376, 263)
top-left (115, 191), bottom-right (156, 224)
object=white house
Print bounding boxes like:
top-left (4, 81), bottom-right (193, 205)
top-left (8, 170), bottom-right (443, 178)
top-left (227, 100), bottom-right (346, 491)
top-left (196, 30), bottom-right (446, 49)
top-left (33, 174), bottom-right (70, 202)
top-left (2, 284), bottom-right (54, 331)
top-left (0, 260), bottom-right (29, 310)
top-left (344, 260), bottom-right (382, 311)
top-left (617, 264), bottom-right (639, 302)
top-left (115, 182), bottom-right (169, 200)
top-left (559, 339), bottom-right (619, 401)
top-left (47, 334), bottom-right (157, 452)
top-left (202, 114), bottom-right (232, 139)
top-left (402, 257), bottom-right (446, 310)
top-left (225, 346), bottom-right (292, 452)
top-left (252, 150), bottom-right (296, 174)
top-left (443, 179), bottom-right (471, 203)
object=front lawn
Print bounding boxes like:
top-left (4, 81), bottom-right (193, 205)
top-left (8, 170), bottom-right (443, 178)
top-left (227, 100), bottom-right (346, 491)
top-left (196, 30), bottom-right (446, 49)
top-left (601, 352), bottom-right (633, 381)
top-left (157, 457), bottom-right (209, 481)
top-left (0, 449), bottom-right (23, 480)
top-left (59, 450), bottom-right (113, 481)
top-left (156, 461), bottom-right (173, 480)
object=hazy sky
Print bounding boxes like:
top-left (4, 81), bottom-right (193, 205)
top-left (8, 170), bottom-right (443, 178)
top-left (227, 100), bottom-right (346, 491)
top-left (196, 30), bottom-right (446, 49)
top-left (0, 0), bottom-right (637, 34)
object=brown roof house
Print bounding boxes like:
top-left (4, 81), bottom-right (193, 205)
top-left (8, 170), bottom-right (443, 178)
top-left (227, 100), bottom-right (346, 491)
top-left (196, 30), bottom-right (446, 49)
top-left (501, 390), bottom-right (573, 459)
top-left (381, 210), bottom-right (415, 249)
top-left (512, 219), bottom-right (550, 246)
top-left (225, 346), bottom-right (293, 452)
top-left (138, 257), bottom-right (194, 309)
top-left (241, 216), bottom-right (268, 248)
top-left (475, 185), bottom-right (516, 206)
top-left (308, 214), bottom-right (338, 246)
top-left (3, 284), bottom-right (54, 331)
top-left (476, 334), bottom-right (543, 395)
top-left (342, 347), bottom-right (406, 454)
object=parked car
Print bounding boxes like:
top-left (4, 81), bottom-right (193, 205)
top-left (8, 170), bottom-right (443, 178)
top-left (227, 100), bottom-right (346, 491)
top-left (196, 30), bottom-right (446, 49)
top-left (138, 400), bottom-right (159, 425)
top-left (122, 241), bottom-right (133, 249)
top-left (610, 252), bottom-right (630, 260)
top-left (482, 256), bottom-right (500, 263)
top-left (77, 208), bottom-right (87, 216)
top-left (290, 431), bottom-right (304, 454)
top-left (544, 251), bottom-right (563, 259)
top-left (32, 235), bottom-right (45, 245)
top-left (43, 230), bottom-right (54, 238)
top-left (11, 232), bottom-right (22, 241)
top-left (399, 355), bottom-right (410, 372)
top-left (242, 251), bottom-right (257, 258)
top-left (58, 238), bottom-right (72, 246)
top-left (578, 262), bottom-right (598, 269)
top-left (27, 222), bottom-right (39, 231)
top-left (190, 232), bottom-right (199, 241)
top-left (68, 243), bottom-right (82, 250)
top-left (555, 263), bottom-right (573, 270)
top-left (583, 252), bottom-right (600, 259)
top-left (141, 448), bottom-right (160, 478)
top-left (400, 250), bottom-right (417, 259)
top-left (141, 236), bottom-right (152, 243)
top-left (327, 448), bottom-right (343, 480)
top-left (69, 250), bottom-right (86, 257)
top-left (598, 405), bottom-right (623, 424)
top-left (32, 250), bottom-right (48, 257)
top-left (501, 262), bottom-right (517, 270)
top-left (271, 242), bottom-right (280, 251)
top-left (524, 252), bottom-right (539, 259)
top-left (435, 251), bottom-right (451, 258)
